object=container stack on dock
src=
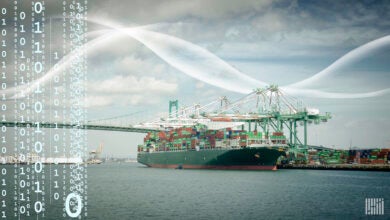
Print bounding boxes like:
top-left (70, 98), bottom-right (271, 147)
top-left (338, 149), bottom-right (387, 165)
top-left (284, 147), bottom-right (390, 166)
top-left (353, 148), bottom-right (390, 164)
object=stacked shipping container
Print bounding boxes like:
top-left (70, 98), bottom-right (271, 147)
top-left (284, 148), bottom-right (390, 165)
top-left (138, 125), bottom-right (287, 153)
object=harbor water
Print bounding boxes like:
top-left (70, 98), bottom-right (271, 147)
top-left (3, 163), bottom-right (390, 219)
top-left (89, 163), bottom-right (390, 219)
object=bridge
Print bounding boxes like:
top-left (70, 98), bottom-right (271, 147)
top-left (0, 121), bottom-right (157, 133)
top-left (1, 85), bottom-right (331, 149)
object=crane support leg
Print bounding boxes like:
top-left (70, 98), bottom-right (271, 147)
top-left (304, 119), bottom-right (307, 148)
top-left (289, 121), bottom-right (293, 144)
top-left (293, 121), bottom-right (297, 146)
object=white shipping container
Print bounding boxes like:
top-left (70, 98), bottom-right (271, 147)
top-left (230, 139), bottom-right (239, 147)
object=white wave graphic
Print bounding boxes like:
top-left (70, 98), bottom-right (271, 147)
top-left (6, 18), bottom-right (390, 100)
top-left (7, 30), bottom-right (116, 99)
top-left (287, 35), bottom-right (390, 88)
top-left (86, 18), bottom-right (268, 93)
top-left (281, 87), bottom-right (390, 99)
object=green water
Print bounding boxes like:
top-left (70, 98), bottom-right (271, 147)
top-left (2, 163), bottom-right (390, 219)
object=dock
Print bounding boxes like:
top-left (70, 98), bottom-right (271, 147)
top-left (278, 164), bottom-right (390, 171)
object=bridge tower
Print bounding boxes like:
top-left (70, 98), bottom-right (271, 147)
top-left (169, 100), bottom-right (179, 118)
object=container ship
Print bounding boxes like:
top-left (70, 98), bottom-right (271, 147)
top-left (137, 124), bottom-right (286, 170)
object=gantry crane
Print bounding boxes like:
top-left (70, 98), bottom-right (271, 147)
top-left (135, 85), bottom-right (331, 151)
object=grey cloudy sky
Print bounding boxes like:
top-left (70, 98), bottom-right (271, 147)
top-left (3, 0), bottom-right (390, 157)
top-left (83, 0), bottom-right (390, 157)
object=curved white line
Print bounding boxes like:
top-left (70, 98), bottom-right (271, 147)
top-left (86, 18), bottom-right (268, 93)
top-left (6, 17), bottom-right (390, 100)
top-left (287, 35), bottom-right (390, 88)
top-left (281, 87), bottom-right (390, 99)
top-left (122, 28), bottom-right (265, 94)
top-left (9, 32), bottom-right (118, 99)
top-left (81, 18), bottom-right (390, 98)
top-left (5, 29), bottom-right (114, 98)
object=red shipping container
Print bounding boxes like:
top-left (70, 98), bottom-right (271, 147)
top-left (211, 117), bottom-right (232, 122)
top-left (371, 159), bottom-right (385, 164)
top-left (273, 132), bottom-right (284, 136)
top-left (240, 135), bottom-right (248, 139)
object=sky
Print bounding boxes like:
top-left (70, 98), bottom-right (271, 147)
top-left (3, 0), bottom-right (390, 158)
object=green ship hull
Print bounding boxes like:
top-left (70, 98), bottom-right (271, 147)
top-left (138, 147), bottom-right (286, 170)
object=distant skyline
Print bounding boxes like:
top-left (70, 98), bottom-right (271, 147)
top-left (3, 0), bottom-right (390, 157)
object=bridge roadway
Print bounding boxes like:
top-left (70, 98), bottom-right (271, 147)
top-left (0, 121), bottom-right (157, 133)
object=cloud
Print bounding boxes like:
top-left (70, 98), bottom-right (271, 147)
top-left (252, 12), bottom-right (286, 33)
top-left (4, 0), bottom-right (390, 152)
top-left (195, 82), bottom-right (205, 89)
top-left (84, 75), bottom-right (178, 108)
top-left (85, 95), bottom-right (114, 108)
top-left (82, 0), bottom-right (390, 151)
top-left (88, 75), bottom-right (177, 94)
top-left (85, 93), bottom-right (163, 108)
top-left (89, 0), bottom-right (274, 23)
top-left (115, 56), bottom-right (167, 77)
